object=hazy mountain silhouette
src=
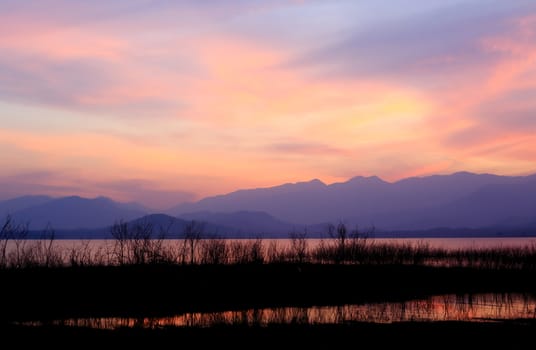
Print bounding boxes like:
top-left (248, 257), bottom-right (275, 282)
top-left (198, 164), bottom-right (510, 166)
top-left (4, 172), bottom-right (536, 235)
top-left (0, 195), bottom-right (54, 216)
top-left (118, 201), bottom-right (151, 213)
top-left (402, 181), bottom-right (536, 229)
top-left (171, 172), bottom-right (536, 230)
top-left (45, 214), bottom-right (248, 239)
top-left (179, 211), bottom-right (303, 236)
top-left (10, 196), bottom-right (147, 230)
top-left (169, 178), bottom-right (331, 225)
top-left (127, 213), bottom-right (235, 237)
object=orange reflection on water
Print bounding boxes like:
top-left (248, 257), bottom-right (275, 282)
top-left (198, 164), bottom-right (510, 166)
top-left (23, 293), bottom-right (536, 329)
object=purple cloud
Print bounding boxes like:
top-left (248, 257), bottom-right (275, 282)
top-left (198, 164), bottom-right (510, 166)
top-left (267, 141), bottom-right (348, 156)
top-left (287, 1), bottom-right (536, 84)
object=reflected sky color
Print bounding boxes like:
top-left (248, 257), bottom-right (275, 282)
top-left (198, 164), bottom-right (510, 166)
top-left (1, 1), bottom-right (536, 208)
top-left (21, 293), bottom-right (536, 329)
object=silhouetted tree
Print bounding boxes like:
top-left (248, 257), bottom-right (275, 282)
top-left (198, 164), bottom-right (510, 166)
top-left (328, 222), bottom-right (348, 263)
top-left (182, 220), bottom-right (204, 264)
top-left (200, 237), bottom-right (228, 265)
top-left (289, 230), bottom-right (308, 263)
top-left (37, 223), bottom-right (60, 267)
top-left (110, 220), bottom-right (129, 265)
top-left (0, 215), bottom-right (14, 267)
top-left (130, 221), bottom-right (154, 264)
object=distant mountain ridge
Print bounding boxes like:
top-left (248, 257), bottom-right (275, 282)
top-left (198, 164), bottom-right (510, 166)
top-left (3, 196), bottom-right (147, 230)
top-left (170, 172), bottom-right (536, 231)
top-left (24, 213), bottom-right (297, 239)
top-left (126, 214), bottom-right (236, 238)
top-left (2, 171), bottom-right (536, 235)
top-left (0, 196), bottom-right (305, 237)
top-left (179, 211), bottom-right (303, 236)
top-left (0, 195), bottom-right (54, 215)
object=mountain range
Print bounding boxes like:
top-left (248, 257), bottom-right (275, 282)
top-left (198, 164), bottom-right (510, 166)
top-left (170, 172), bottom-right (536, 231)
top-left (0, 196), bottom-right (301, 237)
top-left (0, 195), bottom-right (146, 230)
top-left (1, 172), bottom-right (536, 237)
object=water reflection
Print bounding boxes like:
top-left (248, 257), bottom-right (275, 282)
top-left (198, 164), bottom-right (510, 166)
top-left (23, 293), bottom-right (536, 329)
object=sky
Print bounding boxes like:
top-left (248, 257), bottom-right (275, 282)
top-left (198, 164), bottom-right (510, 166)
top-left (1, 0), bottom-right (536, 209)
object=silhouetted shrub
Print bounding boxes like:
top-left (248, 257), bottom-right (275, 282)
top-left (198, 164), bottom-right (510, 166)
top-left (3, 215), bottom-right (536, 271)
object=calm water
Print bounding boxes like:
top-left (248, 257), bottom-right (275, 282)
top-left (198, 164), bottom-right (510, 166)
top-left (24, 237), bottom-right (536, 251)
top-left (368, 237), bottom-right (536, 249)
top-left (21, 293), bottom-right (536, 329)
top-left (10, 238), bottom-right (536, 328)
top-left (6, 237), bottom-right (536, 266)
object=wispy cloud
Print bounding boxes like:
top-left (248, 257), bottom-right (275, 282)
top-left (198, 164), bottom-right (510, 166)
top-left (0, 172), bottom-right (195, 210)
top-left (267, 141), bottom-right (349, 156)
top-left (1, 1), bottom-right (535, 206)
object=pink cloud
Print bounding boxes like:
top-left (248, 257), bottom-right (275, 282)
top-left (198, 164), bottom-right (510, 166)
top-left (1, 2), bottom-right (536, 206)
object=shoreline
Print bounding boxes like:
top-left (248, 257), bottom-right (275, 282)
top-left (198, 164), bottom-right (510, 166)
top-left (2, 264), bottom-right (535, 322)
top-left (3, 320), bottom-right (536, 347)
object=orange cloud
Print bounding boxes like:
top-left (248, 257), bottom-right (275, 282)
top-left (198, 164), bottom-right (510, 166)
top-left (1, 4), bottom-right (536, 206)
top-left (414, 14), bottom-right (536, 177)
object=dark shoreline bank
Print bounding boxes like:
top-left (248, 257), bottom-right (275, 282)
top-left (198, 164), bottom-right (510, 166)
top-left (3, 320), bottom-right (536, 348)
top-left (2, 264), bottom-right (536, 322)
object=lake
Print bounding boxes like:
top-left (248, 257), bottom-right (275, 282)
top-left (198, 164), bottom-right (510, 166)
top-left (17, 236), bottom-right (536, 251)
top-left (4, 237), bottom-right (536, 267)
top-left (5, 238), bottom-right (536, 329)
top-left (20, 293), bottom-right (536, 329)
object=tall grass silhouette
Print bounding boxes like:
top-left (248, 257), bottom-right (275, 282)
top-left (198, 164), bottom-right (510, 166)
top-left (2, 216), bottom-right (536, 270)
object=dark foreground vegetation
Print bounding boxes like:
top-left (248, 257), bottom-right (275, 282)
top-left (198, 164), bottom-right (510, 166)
top-left (2, 216), bottom-right (536, 270)
top-left (2, 215), bottom-right (536, 342)
top-left (2, 262), bottom-right (536, 322)
top-left (3, 321), bottom-right (536, 348)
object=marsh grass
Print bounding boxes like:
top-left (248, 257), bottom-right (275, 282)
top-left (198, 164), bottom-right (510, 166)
top-left (2, 216), bottom-right (536, 270)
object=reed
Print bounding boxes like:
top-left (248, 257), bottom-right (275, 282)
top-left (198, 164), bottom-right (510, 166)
top-left (2, 215), bottom-right (536, 271)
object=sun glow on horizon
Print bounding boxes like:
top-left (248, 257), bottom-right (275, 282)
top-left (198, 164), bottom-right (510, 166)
top-left (1, 1), bottom-right (536, 208)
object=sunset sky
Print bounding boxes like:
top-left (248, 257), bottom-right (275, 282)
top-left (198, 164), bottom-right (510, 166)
top-left (1, 0), bottom-right (536, 209)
